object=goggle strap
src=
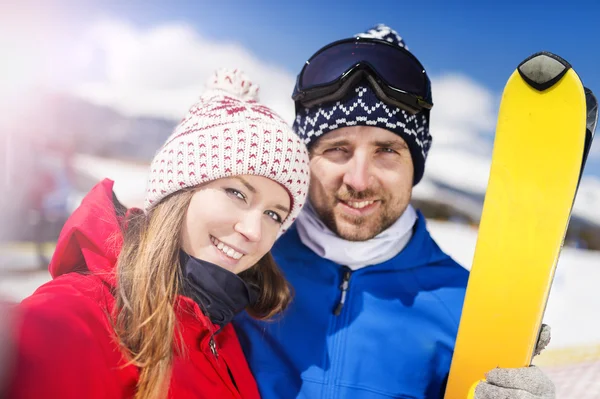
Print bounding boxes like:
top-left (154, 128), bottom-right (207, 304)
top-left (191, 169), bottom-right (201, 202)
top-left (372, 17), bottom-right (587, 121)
top-left (365, 75), bottom-right (421, 114)
top-left (299, 72), bottom-right (421, 115)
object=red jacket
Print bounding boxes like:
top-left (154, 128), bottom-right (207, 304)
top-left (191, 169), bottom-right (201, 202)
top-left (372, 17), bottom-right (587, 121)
top-left (7, 179), bottom-right (261, 399)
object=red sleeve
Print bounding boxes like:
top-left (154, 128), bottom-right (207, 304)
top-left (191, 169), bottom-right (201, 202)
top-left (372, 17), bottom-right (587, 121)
top-left (5, 282), bottom-right (132, 399)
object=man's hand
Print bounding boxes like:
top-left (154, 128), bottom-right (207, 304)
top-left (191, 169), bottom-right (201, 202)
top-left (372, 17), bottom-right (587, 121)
top-left (533, 324), bottom-right (551, 356)
top-left (473, 366), bottom-right (555, 399)
top-left (473, 325), bottom-right (555, 399)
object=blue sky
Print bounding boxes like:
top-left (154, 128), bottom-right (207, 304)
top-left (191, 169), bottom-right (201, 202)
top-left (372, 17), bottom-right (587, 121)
top-left (77, 0), bottom-right (600, 94)
top-left (6, 0), bottom-right (600, 178)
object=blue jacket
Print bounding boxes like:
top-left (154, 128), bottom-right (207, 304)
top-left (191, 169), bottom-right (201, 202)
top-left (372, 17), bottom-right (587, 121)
top-left (234, 212), bottom-right (469, 399)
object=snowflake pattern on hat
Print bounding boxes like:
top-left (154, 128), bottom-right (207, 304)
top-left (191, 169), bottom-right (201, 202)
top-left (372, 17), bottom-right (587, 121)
top-left (294, 84), bottom-right (430, 184)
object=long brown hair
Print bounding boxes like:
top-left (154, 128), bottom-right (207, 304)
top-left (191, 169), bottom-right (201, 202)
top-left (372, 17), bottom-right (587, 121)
top-left (113, 189), bottom-right (292, 399)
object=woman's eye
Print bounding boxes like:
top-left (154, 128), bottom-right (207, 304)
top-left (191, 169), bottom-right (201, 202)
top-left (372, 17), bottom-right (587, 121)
top-left (265, 210), bottom-right (283, 224)
top-left (225, 188), bottom-right (246, 201)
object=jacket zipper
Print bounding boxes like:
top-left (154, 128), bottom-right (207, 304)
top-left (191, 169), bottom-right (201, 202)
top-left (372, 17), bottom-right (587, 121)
top-left (207, 333), bottom-right (243, 396)
top-left (328, 266), bottom-right (353, 399)
top-left (209, 335), bottom-right (219, 359)
top-left (333, 266), bottom-right (352, 316)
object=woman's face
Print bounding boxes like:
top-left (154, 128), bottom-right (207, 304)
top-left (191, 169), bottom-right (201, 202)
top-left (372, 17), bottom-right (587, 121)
top-left (181, 175), bottom-right (291, 274)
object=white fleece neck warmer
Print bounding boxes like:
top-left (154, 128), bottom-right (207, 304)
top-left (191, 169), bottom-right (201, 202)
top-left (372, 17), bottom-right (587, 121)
top-left (295, 201), bottom-right (417, 270)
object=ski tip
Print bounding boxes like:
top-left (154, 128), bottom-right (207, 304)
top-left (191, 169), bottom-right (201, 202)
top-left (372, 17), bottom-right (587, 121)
top-left (517, 52), bottom-right (572, 91)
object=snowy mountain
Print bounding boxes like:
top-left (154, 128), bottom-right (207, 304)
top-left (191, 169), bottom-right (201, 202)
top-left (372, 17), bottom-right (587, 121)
top-left (419, 147), bottom-right (600, 227)
top-left (2, 92), bottom-right (176, 162)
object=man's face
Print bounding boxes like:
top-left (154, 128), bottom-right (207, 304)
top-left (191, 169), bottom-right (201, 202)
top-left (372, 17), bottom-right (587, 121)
top-left (308, 126), bottom-right (414, 241)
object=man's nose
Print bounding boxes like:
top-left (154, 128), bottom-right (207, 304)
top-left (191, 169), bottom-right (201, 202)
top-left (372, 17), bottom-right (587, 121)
top-left (342, 153), bottom-right (372, 192)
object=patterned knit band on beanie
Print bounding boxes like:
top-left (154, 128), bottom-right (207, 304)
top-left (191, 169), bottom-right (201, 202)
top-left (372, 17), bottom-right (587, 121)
top-left (145, 68), bottom-right (310, 233)
top-left (293, 24), bottom-right (432, 185)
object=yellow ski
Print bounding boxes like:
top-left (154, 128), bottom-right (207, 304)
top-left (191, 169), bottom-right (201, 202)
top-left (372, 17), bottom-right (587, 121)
top-left (444, 52), bottom-right (596, 399)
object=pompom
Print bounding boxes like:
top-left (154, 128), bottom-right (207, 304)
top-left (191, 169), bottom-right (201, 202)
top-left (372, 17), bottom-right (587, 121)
top-left (355, 24), bottom-right (408, 50)
top-left (205, 68), bottom-right (260, 102)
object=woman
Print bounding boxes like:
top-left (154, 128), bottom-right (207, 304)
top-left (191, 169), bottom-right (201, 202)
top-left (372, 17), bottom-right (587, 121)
top-left (6, 69), bottom-right (310, 399)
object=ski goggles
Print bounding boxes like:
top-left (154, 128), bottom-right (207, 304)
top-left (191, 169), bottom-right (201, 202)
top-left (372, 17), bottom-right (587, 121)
top-left (292, 37), bottom-right (433, 114)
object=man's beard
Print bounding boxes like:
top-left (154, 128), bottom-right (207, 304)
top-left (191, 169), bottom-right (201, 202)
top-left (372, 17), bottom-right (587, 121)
top-left (314, 187), bottom-right (404, 241)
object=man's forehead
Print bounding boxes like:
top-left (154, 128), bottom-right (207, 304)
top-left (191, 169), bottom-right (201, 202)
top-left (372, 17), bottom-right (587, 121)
top-left (313, 126), bottom-right (408, 147)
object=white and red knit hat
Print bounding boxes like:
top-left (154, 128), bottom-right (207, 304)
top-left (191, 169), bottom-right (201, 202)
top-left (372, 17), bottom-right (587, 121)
top-left (145, 68), bottom-right (310, 233)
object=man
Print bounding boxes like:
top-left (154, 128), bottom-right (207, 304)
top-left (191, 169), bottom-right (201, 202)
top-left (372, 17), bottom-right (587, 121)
top-left (235, 24), bottom-right (555, 399)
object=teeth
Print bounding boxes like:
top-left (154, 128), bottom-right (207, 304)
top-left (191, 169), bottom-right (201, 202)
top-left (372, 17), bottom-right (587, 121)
top-left (346, 200), bottom-right (375, 209)
top-left (211, 236), bottom-right (244, 260)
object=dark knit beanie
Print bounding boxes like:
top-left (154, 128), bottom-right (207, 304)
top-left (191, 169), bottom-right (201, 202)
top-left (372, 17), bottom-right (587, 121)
top-left (293, 24), bottom-right (432, 185)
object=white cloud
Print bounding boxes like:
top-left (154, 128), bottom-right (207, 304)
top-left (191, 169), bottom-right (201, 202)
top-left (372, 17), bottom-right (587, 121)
top-left (429, 74), bottom-right (499, 145)
top-left (71, 19), bottom-right (297, 122)
top-left (574, 176), bottom-right (600, 225)
top-left (424, 74), bottom-right (499, 191)
top-left (70, 20), bottom-right (507, 148)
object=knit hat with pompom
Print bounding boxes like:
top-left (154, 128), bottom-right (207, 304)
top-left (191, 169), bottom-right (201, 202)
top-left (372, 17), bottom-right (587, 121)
top-left (145, 68), bottom-right (310, 233)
